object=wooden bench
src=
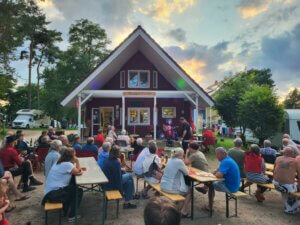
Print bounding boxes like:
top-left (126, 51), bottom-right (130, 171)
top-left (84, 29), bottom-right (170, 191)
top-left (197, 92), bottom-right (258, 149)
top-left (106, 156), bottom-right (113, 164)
top-left (44, 202), bottom-right (63, 225)
top-left (291, 192), bottom-right (300, 197)
top-left (257, 183), bottom-right (275, 189)
top-left (147, 183), bottom-right (185, 202)
top-left (105, 190), bottom-right (123, 219)
top-left (225, 191), bottom-right (247, 218)
top-left (265, 171), bottom-right (273, 176)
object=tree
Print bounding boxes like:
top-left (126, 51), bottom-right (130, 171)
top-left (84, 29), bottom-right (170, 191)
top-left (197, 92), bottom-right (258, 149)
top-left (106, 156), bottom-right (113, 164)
top-left (239, 85), bottom-right (284, 145)
top-left (0, 75), bottom-right (15, 100)
top-left (33, 28), bottom-right (62, 108)
top-left (41, 19), bottom-right (110, 121)
top-left (214, 68), bottom-right (278, 146)
top-left (283, 88), bottom-right (300, 109)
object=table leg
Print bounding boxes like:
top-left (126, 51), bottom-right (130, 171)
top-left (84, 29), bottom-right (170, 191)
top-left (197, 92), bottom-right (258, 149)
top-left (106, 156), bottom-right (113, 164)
top-left (102, 185), bottom-right (106, 225)
top-left (191, 180), bottom-right (194, 220)
top-left (208, 182), bottom-right (214, 217)
top-left (75, 184), bottom-right (78, 225)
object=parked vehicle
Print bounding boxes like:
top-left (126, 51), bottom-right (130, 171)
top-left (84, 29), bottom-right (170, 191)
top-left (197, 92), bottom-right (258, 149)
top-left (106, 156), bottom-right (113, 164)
top-left (12, 109), bottom-right (50, 129)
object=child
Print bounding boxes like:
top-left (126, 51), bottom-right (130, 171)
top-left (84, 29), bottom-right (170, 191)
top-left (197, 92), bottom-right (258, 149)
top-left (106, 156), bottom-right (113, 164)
top-left (0, 181), bottom-right (10, 225)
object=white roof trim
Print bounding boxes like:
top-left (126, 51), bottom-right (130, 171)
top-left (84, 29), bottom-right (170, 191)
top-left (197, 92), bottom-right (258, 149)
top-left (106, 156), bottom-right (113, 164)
top-left (61, 27), bottom-right (213, 107)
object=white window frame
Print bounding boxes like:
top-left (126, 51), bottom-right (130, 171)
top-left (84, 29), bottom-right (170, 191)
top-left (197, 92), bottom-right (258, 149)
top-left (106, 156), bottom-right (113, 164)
top-left (153, 70), bottom-right (158, 89)
top-left (162, 107), bottom-right (176, 118)
top-left (128, 70), bottom-right (150, 88)
top-left (120, 71), bottom-right (125, 88)
top-left (128, 107), bottom-right (150, 125)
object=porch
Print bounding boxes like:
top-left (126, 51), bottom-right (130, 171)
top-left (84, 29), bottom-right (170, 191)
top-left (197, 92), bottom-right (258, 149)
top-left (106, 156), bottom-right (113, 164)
top-left (77, 90), bottom-right (201, 139)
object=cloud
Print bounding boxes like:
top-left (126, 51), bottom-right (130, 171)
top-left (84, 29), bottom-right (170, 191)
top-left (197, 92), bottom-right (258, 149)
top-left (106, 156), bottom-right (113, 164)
top-left (165, 41), bottom-right (233, 86)
top-left (237, 0), bottom-right (271, 19)
top-left (167, 28), bottom-right (187, 42)
top-left (139, 0), bottom-right (196, 22)
top-left (36, 0), bottom-right (64, 21)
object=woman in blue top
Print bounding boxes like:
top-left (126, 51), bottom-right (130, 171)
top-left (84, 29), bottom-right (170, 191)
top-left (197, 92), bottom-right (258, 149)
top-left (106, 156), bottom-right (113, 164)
top-left (102, 145), bottom-right (137, 209)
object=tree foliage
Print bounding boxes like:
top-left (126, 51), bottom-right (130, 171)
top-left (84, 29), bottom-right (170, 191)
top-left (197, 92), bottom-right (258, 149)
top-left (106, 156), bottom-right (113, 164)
top-left (214, 69), bottom-right (283, 145)
top-left (239, 85), bottom-right (284, 145)
top-left (0, 75), bottom-right (16, 100)
top-left (283, 88), bottom-right (300, 109)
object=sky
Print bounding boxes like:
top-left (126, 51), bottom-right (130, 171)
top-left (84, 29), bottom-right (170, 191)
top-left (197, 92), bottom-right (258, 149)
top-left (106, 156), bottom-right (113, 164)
top-left (13, 0), bottom-right (300, 99)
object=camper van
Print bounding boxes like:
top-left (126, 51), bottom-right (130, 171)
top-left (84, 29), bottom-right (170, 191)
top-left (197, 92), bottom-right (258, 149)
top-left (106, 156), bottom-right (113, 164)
top-left (12, 109), bottom-right (51, 129)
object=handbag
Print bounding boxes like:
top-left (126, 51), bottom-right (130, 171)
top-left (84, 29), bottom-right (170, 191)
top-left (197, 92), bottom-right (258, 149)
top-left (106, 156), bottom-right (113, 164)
top-left (144, 157), bottom-right (162, 180)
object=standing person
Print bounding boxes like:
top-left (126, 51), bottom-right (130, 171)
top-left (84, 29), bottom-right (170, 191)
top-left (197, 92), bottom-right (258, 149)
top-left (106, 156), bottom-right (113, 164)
top-left (244, 144), bottom-right (272, 202)
top-left (107, 126), bottom-right (117, 142)
top-left (160, 148), bottom-right (191, 217)
top-left (273, 147), bottom-right (300, 214)
top-left (144, 196), bottom-right (181, 225)
top-left (208, 147), bottom-right (240, 209)
top-left (228, 138), bottom-right (245, 179)
top-left (179, 117), bottom-right (192, 154)
top-left (102, 145), bottom-right (137, 209)
top-left (0, 135), bottom-right (42, 192)
top-left (44, 140), bottom-right (63, 178)
top-left (42, 148), bottom-right (84, 222)
top-left (202, 127), bottom-right (216, 152)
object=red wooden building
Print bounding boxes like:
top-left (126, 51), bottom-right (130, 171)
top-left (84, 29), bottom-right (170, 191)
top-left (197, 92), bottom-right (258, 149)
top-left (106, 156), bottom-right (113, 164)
top-left (61, 26), bottom-right (214, 139)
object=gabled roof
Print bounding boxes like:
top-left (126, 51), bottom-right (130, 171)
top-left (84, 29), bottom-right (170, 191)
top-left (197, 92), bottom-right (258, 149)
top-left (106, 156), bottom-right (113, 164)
top-left (61, 26), bottom-right (214, 107)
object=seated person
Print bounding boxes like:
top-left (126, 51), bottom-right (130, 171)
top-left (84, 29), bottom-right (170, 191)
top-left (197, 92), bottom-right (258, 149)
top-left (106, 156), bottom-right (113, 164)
top-left (15, 134), bottom-right (29, 153)
top-left (0, 181), bottom-right (11, 225)
top-left (94, 129), bottom-right (105, 147)
top-left (244, 144), bottom-right (271, 202)
top-left (58, 135), bottom-right (71, 148)
top-left (102, 145), bottom-right (137, 209)
top-left (160, 148), bottom-right (191, 217)
top-left (142, 142), bottom-right (162, 198)
top-left (131, 138), bottom-right (144, 161)
top-left (82, 137), bottom-right (98, 155)
top-left (261, 139), bottom-right (277, 164)
top-left (202, 127), bottom-right (216, 152)
top-left (228, 138), bottom-right (245, 179)
top-left (273, 146), bottom-right (300, 214)
top-left (209, 147), bottom-right (240, 208)
top-left (185, 142), bottom-right (209, 194)
top-left (42, 148), bottom-right (83, 222)
top-left (133, 142), bottom-right (149, 177)
top-left (117, 130), bottom-right (130, 146)
top-left (72, 135), bottom-right (82, 150)
top-left (44, 140), bottom-right (62, 177)
top-left (47, 127), bottom-right (58, 140)
top-left (37, 131), bottom-right (47, 145)
top-left (97, 142), bottom-right (111, 170)
top-left (144, 196), bottom-right (181, 225)
top-left (37, 136), bottom-right (50, 149)
top-left (0, 135), bottom-right (42, 192)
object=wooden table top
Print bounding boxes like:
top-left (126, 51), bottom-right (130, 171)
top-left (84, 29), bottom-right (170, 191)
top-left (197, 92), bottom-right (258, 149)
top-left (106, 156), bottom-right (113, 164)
top-left (265, 163), bottom-right (274, 171)
top-left (188, 167), bottom-right (223, 182)
top-left (76, 157), bottom-right (108, 185)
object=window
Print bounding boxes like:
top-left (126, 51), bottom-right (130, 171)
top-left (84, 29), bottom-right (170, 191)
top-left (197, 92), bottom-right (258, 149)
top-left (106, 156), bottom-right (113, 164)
top-left (128, 108), bottom-right (150, 125)
top-left (162, 107), bottom-right (176, 118)
top-left (120, 71), bottom-right (125, 88)
top-left (153, 71), bottom-right (158, 89)
top-left (128, 70), bottom-right (150, 88)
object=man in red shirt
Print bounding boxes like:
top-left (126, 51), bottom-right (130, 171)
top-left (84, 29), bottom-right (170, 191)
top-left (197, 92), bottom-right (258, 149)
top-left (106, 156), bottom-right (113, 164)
top-left (0, 135), bottom-right (42, 192)
top-left (94, 129), bottom-right (105, 147)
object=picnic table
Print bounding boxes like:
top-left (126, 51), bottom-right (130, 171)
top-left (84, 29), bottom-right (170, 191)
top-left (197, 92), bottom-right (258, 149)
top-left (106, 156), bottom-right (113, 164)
top-left (188, 167), bottom-right (224, 219)
top-left (75, 157), bottom-right (108, 225)
top-left (265, 163), bottom-right (274, 171)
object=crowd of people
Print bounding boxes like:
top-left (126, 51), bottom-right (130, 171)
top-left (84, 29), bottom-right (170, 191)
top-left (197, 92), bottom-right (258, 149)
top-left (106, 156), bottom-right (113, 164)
top-left (0, 123), bottom-right (300, 225)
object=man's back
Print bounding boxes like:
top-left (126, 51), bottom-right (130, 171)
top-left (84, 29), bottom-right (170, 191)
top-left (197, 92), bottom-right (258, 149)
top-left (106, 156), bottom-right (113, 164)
top-left (274, 156), bottom-right (298, 184)
top-left (228, 148), bottom-right (245, 178)
top-left (134, 147), bottom-right (149, 175)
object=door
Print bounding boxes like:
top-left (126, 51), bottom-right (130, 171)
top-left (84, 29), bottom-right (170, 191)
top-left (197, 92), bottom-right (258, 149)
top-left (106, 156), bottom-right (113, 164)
top-left (100, 107), bottom-right (114, 134)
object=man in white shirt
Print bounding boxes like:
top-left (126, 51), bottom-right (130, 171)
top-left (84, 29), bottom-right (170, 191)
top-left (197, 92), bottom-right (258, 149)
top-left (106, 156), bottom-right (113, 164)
top-left (133, 146), bottom-right (149, 176)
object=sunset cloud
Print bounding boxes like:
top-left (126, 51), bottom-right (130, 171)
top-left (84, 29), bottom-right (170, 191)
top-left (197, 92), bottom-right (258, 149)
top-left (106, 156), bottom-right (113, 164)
top-left (139, 0), bottom-right (196, 22)
top-left (36, 0), bottom-right (64, 20)
top-left (179, 58), bottom-right (206, 83)
top-left (238, 0), bottom-right (271, 19)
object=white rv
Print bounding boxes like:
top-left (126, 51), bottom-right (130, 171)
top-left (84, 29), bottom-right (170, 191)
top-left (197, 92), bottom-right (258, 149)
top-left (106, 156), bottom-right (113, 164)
top-left (12, 109), bottom-right (51, 129)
